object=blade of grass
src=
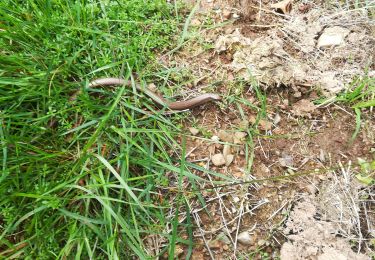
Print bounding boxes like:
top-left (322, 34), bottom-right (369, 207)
top-left (167, 0), bottom-right (200, 55)
top-left (168, 198), bottom-right (180, 260)
top-left (184, 199), bottom-right (193, 260)
top-left (94, 154), bottom-right (149, 215)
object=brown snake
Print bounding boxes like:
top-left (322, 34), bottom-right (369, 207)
top-left (72, 77), bottom-right (221, 110)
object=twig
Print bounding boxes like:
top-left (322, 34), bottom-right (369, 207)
top-left (268, 200), bottom-right (290, 220)
top-left (205, 160), bottom-right (236, 248)
top-left (193, 212), bottom-right (216, 260)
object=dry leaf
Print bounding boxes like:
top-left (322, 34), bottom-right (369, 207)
top-left (271, 0), bottom-right (293, 14)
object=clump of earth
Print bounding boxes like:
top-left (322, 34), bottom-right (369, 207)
top-left (280, 169), bottom-right (372, 260)
top-left (214, 5), bottom-right (374, 94)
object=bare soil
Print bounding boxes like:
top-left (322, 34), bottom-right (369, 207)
top-left (154, 0), bottom-right (375, 259)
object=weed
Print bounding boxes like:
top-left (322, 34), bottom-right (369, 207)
top-left (315, 74), bottom-right (374, 142)
top-left (337, 75), bottom-right (374, 142)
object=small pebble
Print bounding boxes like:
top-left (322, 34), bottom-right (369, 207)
top-left (223, 144), bottom-right (231, 158)
top-left (208, 240), bottom-right (221, 249)
top-left (225, 154), bottom-right (234, 166)
top-left (233, 196), bottom-right (240, 203)
top-left (217, 232), bottom-right (231, 245)
top-left (218, 130), bottom-right (233, 142)
top-left (273, 113), bottom-right (281, 125)
top-left (234, 131), bottom-right (247, 144)
top-left (319, 149), bottom-right (326, 162)
top-left (233, 13), bottom-right (240, 19)
top-left (317, 27), bottom-right (349, 48)
top-left (279, 153), bottom-right (294, 168)
top-left (189, 127), bottom-right (199, 136)
top-left (239, 119), bottom-right (249, 129)
top-left (211, 135), bottom-right (219, 142)
top-left (259, 120), bottom-right (272, 131)
top-left (293, 91), bottom-right (302, 98)
top-left (258, 239), bottom-right (266, 246)
top-left (212, 153), bottom-right (226, 166)
top-left (237, 231), bottom-right (253, 245)
top-left (306, 184), bottom-right (317, 194)
top-left (148, 83), bottom-right (157, 92)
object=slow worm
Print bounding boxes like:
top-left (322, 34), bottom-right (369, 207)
top-left (72, 77), bottom-right (221, 110)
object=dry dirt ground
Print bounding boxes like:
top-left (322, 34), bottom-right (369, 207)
top-left (151, 0), bottom-right (374, 259)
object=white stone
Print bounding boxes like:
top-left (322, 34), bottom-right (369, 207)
top-left (212, 153), bottom-right (226, 166)
top-left (218, 130), bottom-right (233, 142)
top-left (237, 231), bottom-right (253, 245)
top-left (225, 154), bottom-right (234, 166)
top-left (317, 27), bottom-right (350, 48)
top-left (234, 131), bottom-right (247, 144)
top-left (189, 127), bottom-right (199, 136)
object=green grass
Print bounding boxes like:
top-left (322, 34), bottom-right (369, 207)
top-left (0, 1), bottom-right (222, 258)
top-left (315, 74), bottom-right (375, 142)
top-left (335, 75), bottom-right (374, 142)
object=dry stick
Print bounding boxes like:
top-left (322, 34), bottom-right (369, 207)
top-left (193, 212), bottom-right (215, 260)
top-left (188, 157), bottom-right (211, 163)
top-left (327, 20), bottom-right (375, 26)
top-left (0, 242), bottom-right (28, 257)
top-left (267, 199), bottom-right (290, 221)
top-left (335, 165), bottom-right (355, 236)
top-left (333, 103), bottom-right (354, 116)
top-left (151, 234), bottom-right (161, 258)
top-left (258, 0), bottom-right (263, 21)
top-left (327, 6), bottom-right (375, 19)
top-left (362, 199), bottom-right (373, 252)
top-left (233, 198), bottom-right (245, 256)
top-left (297, 158), bottom-right (310, 171)
top-left (236, 167), bottom-right (261, 190)
top-left (343, 164), bottom-right (364, 253)
top-left (197, 167), bottom-right (326, 192)
top-left (191, 191), bottom-right (235, 215)
top-left (185, 147), bottom-right (198, 159)
top-left (194, 200), bottom-right (267, 236)
top-left (166, 187), bottom-right (236, 242)
top-left (242, 24), bottom-right (281, 27)
top-left (162, 162), bottom-right (363, 197)
top-left (205, 161), bottom-right (237, 248)
top-left (257, 136), bottom-right (268, 160)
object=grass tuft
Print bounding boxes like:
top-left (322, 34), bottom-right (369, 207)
top-left (0, 1), bottom-right (216, 258)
